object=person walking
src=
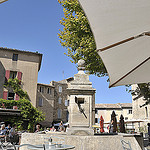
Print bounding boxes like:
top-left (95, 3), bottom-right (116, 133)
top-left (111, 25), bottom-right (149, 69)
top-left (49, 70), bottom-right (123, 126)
top-left (109, 120), bottom-right (114, 133)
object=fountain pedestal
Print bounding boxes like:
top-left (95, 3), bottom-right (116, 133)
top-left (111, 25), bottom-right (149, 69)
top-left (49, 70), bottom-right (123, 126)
top-left (67, 60), bottom-right (96, 135)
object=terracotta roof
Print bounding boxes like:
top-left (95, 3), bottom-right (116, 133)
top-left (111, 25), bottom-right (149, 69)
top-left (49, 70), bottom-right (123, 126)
top-left (37, 83), bottom-right (54, 88)
top-left (58, 77), bottom-right (74, 83)
top-left (118, 103), bottom-right (132, 108)
top-left (95, 103), bottom-right (132, 109)
top-left (95, 104), bottom-right (121, 109)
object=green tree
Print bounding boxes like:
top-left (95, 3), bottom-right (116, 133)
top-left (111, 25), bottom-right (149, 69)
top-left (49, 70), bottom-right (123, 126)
top-left (58, 0), bottom-right (150, 105)
top-left (58, 0), bottom-right (107, 77)
top-left (129, 83), bottom-right (150, 107)
top-left (0, 99), bottom-right (45, 131)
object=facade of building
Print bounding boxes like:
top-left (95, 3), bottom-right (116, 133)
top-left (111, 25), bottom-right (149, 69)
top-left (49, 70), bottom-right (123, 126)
top-left (37, 78), bottom-right (74, 126)
top-left (36, 83), bottom-right (55, 127)
top-left (95, 103), bottom-right (133, 125)
top-left (132, 84), bottom-right (150, 132)
top-left (0, 47), bottom-right (42, 107)
top-left (50, 80), bottom-right (69, 124)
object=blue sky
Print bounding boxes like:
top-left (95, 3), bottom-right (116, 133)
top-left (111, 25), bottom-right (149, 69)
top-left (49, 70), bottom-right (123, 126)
top-left (0, 0), bottom-right (132, 104)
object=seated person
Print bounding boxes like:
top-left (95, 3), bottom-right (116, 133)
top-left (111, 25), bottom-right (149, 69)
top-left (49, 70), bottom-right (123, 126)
top-left (9, 125), bottom-right (19, 144)
top-left (50, 126), bottom-right (56, 132)
top-left (35, 125), bottom-right (40, 133)
top-left (9, 124), bottom-right (16, 138)
top-left (0, 124), bottom-right (6, 137)
top-left (6, 124), bottom-right (11, 131)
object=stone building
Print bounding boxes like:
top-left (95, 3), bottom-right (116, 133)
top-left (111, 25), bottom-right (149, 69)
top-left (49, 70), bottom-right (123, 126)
top-left (50, 79), bottom-right (71, 124)
top-left (132, 84), bottom-right (150, 132)
top-left (95, 103), bottom-right (133, 125)
top-left (0, 47), bottom-right (42, 107)
top-left (36, 83), bottom-right (55, 127)
top-left (37, 78), bottom-right (74, 127)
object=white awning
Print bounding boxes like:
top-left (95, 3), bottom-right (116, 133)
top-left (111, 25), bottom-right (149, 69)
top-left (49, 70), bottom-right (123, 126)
top-left (78, 0), bottom-right (150, 87)
top-left (0, 0), bottom-right (7, 4)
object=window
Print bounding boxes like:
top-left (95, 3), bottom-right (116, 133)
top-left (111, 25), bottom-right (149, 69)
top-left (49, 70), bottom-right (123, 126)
top-left (40, 86), bottom-right (44, 93)
top-left (8, 92), bottom-right (15, 100)
top-left (128, 109), bottom-right (132, 114)
top-left (58, 109), bottom-right (62, 119)
top-left (59, 86), bottom-right (62, 92)
top-left (58, 97), bottom-right (62, 104)
top-left (12, 54), bottom-right (18, 61)
top-left (145, 107), bottom-right (148, 118)
top-left (47, 88), bottom-right (51, 94)
top-left (10, 71), bottom-right (17, 79)
top-left (39, 98), bottom-right (43, 107)
top-left (65, 100), bottom-right (69, 106)
top-left (125, 117), bottom-right (128, 120)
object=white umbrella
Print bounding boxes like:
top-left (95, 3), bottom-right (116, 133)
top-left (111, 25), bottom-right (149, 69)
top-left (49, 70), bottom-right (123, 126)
top-left (78, 0), bottom-right (150, 87)
top-left (0, 0), bottom-right (7, 4)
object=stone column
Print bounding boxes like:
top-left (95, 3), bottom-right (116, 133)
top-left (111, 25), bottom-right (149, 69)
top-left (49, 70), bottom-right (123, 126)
top-left (67, 59), bottom-right (96, 135)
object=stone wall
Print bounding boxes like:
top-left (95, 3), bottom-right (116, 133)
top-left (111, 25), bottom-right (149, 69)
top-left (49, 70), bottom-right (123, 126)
top-left (20, 133), bottom-right (143, 150)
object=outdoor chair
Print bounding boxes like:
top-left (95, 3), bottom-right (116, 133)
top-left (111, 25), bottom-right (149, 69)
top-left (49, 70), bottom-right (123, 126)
top-left (0, 135), bottom-right (15, 150)
top-left (1, 143), bottom-right (46, 150)
top-left (16, 144), bottom-right (46, 150)
top-left (121, 139), bottom-right (132, 150)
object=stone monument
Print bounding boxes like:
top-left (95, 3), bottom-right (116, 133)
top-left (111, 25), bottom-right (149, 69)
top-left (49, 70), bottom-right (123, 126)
top-left (67, 59), bottom-right (96, 135)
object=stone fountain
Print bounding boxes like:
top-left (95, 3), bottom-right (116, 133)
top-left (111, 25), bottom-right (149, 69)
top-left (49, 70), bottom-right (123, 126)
top-left (67, 59), bottom-right (96, 135)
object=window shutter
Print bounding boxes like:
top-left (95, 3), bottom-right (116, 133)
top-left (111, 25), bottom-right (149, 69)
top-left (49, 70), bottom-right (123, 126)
top-left (65, 100), bottom-right (68, 106)
top-left (3, 91), bottom-right (8, 100)
top-left (17, 72), bottom-right (22, 80)
top-left (13, 106), bottom-right (18, 109)
top-left (5, 70), bottom-right (10, 81)
top-left (58, 109), bottom-right (62, 119)
top-left (39, 98), bottom-right (43, 107)
top-left (15, 94), bottom-right (20, 100)
top-left (58, 97), bottom-right (62, 104)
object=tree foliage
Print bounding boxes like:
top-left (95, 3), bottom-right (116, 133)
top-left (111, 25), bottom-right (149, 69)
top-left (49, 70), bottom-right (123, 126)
top-left (58, 0), bottom-right (107, 77)
top-left (0, 99), bottom-right (45, 131)
top-left (4, 78), bottom-right (29, 100)
top-left (129, 83), bottom-right (150, 107)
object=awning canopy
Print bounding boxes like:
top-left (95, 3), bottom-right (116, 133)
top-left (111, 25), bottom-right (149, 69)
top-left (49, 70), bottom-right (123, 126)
top-left (78, 0), bottom-right (150, 87)
top-left (0, 108), bottom-right (21, 116)
top-left (0, 0), bottom-right (7, 4)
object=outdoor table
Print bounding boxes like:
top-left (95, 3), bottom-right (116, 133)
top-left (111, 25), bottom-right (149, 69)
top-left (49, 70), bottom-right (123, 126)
top-left (28, 144), bottom-right (75, 150)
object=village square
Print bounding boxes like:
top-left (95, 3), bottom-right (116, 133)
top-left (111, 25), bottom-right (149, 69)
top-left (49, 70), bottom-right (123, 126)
top-left (0, 0), bottom-right (150, 150)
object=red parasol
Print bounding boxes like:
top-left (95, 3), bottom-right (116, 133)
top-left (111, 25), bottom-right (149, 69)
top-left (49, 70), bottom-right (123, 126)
top-left (100, 115), bottom-right (104, 133)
